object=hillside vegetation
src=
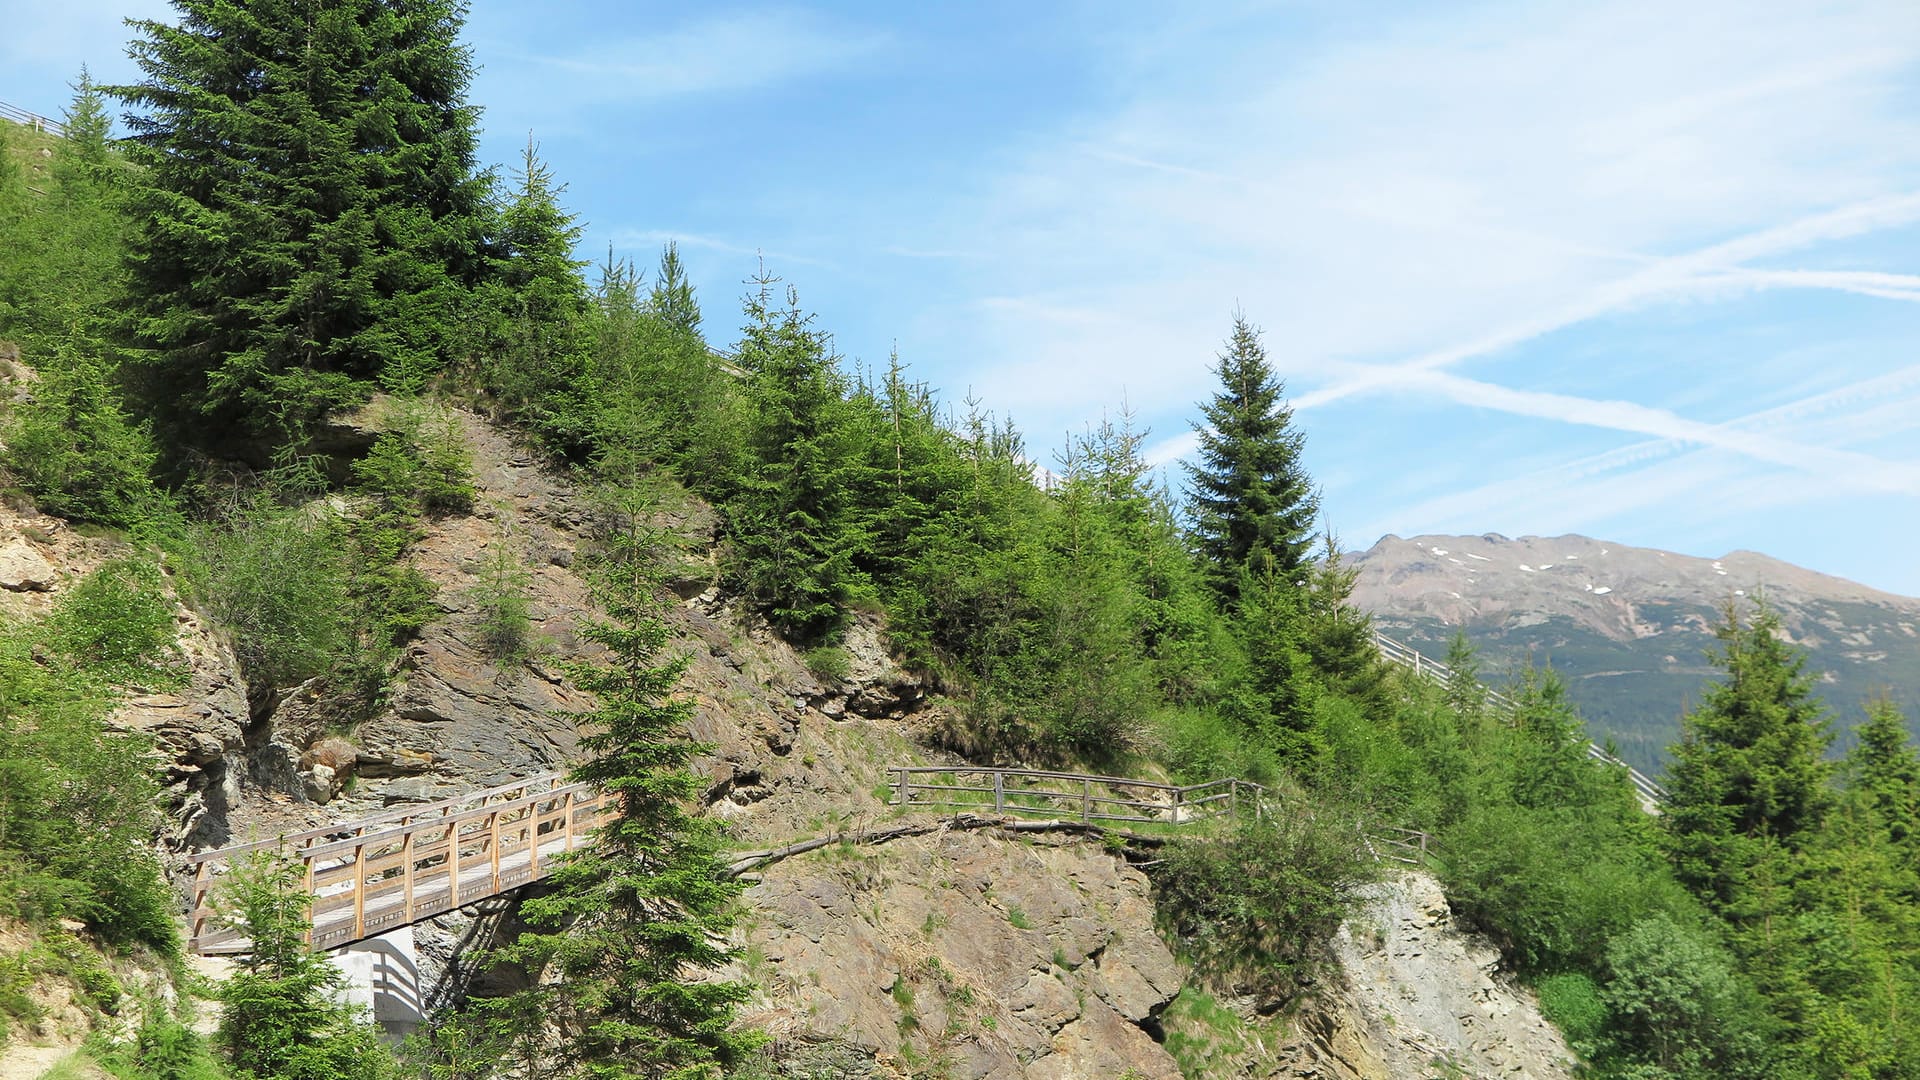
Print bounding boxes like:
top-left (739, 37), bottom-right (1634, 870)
top-left (2, 5), bottom-right (1919, 1078)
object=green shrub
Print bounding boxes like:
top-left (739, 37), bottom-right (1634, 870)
top-left (0, 949), bottom-right (40, 1026)
top-left (1601, 915), bottom-right (1767, 1079)
top-left (3, 344), bottom-right (160, 529)
top-left (40, 929), bottom-right (121, 1014)
top-left (350, 402), bottom-right (474, 517)
top-left (0, 623), bottom-right (178, 951)
top-left (470, 543), bottom-right (534, 664)
top-left (802, 645), bottom-right (850, 683)
top-left (112, 1001), bottom-right (226, 1080)
top-left (1536, 972), bottom-right (1608, 1053)
top-left (1157, 706), bottom-right (1281, 786)
top-left (193, 499), bottom-right (353, 696)
top-left (49, 558), bottom-right (180, 686)
top-left (1154, 810), bottom-right (1378, 1003)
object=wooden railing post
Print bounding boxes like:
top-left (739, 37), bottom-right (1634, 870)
top-left (190, 860), bottom-right (210, 946)
top-left (447, 823), bottom-right (461, 910)
top-left (1081, 778), bottom-right (1092, 823)
top-left (402, 830), bottom-right (415, 920)
top-left (1171, 785), bottom-right (1183, 825)
top-left (529, 805), bottom-right (543, 879)
top-left (489, 809), bottom-right (502, 894)
top-left (993, 771), bottom-right (1005, 814)
top-left (301, 855), bottom-right (317, 947)
top-left (894, 768), bottom-right (908, 807)
top-left (352, 843), bottom-right (367, 942)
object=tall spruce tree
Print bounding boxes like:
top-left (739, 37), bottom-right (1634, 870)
top-left (1847, 699), bottom-right (1920, 851)
top-left (1185, 313), bottom-right (1319, 605)
top-left (728, 271), bottom-right (861, 643)
top-left (647, 240), bottom-right (702, 335)
top-left (114, 0), bottom-right (491, 454)
top-left (495, 479), bottom-right (754, 1078)
top-left (474, 137), bottom-right (592, 453)
top-left (1662, 599), bottom-right (1834, 909)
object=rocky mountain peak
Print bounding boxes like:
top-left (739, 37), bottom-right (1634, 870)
top-left (1347, 532), bottom-right (1920, 768)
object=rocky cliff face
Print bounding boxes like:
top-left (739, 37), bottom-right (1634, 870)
top-left (3, 408), bottom-right (1582, 1078)
top-left (1348, 532), bottom-right (1920, 768)
top-left (739, 829), bottom-right (1184, 1079)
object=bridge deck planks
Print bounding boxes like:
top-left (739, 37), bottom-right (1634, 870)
top-left (186, 776), bottom-right (614, 956)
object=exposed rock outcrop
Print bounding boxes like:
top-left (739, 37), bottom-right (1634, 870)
top-left (739, 829), bottom-right (1183, 1079)
top-left (1275, 872), bottom-right (1577, 1080)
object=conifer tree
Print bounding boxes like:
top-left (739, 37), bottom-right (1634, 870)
top-left (56, 67), bottom-right (115, 185)
top-left (495, 479), bottom-right (754, 1078)
top-left (1185, 314), bottom-right (1319, 605)
top-left (1847, 698), bottom-right (1919, 850)
top-left (728, 271), bottom-right (861, 643)
top-left (114, 0), bottom-right (491, 453)
top-left (1226, 561), bottom-right (1323, 771)
top-left (475, 137), bottom-right (592, 452)
top-left (1662, 599), bottom-right (1834, 909)
top-left (647, 240), bottom-right (702, 335)
top-left (0, 72), bottom-right (132, 360)
top-left (1442, 631), bottom-right (1488, 718)
top-left (1300, 534), bottom-right (1384, 704)
top-left (216, 854), bottom-right (395, 1080)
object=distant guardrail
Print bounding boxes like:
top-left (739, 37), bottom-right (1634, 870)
top-left (889, 765), bottom-right (1269, 826)
top-left (0, 100), bottom-right (66, 137)
top-left (1372, 629), bottom-right (1668, 809)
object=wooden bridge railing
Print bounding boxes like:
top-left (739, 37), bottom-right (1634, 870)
top-left (889, 766), bottom-right (1269, 826)
top-left (185, 772), bottom-right (614, 956)
top-left (1372, 629), bottom-right (1669, 809)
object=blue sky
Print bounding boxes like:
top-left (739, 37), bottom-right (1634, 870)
top-left (7, 1), bottom-right (1920, 595)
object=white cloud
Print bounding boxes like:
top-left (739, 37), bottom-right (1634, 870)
top-left (476, 9), bottom-right (891, 118)
top-left (933, 0), bottom-right (1920, 442)
top-left (1295, 192), bottom-right (1920, 409)
top-left (610, 228), bottom-right (837, 272)
top-left (1369, 364), bottom-right (1920, 539)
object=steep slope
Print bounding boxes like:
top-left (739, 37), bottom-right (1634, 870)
top-left (0, 407), bottom-right (1583, 1077)
top-left (1348, 532), bottom-right (1920, 769)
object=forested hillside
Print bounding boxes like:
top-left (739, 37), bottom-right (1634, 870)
top-left (1, 4), bottom-right (1918, 1079)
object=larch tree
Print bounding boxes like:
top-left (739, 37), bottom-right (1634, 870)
top-left (1184, 313), bottom-right (1319, 606)
top-left (113, 0), bottom-right (492, 455)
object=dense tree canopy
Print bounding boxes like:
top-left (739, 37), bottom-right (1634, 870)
top-left (113, 0), bottom-right (491, 454)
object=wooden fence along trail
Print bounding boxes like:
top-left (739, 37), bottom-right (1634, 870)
top-left (888, 766), bottom-right (1268, 826)
top-left (185, 773), bottom-right (615, 956)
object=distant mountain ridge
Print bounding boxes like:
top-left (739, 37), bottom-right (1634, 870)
top-left (1347, 532), bottom-right (1920, 772)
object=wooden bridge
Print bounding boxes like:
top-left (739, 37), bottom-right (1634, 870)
top-left (185, 773), bottom-right (614, 956)
top-left (1372, 629), bottom-right (1668, 809)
